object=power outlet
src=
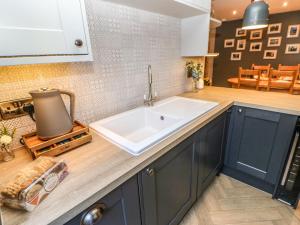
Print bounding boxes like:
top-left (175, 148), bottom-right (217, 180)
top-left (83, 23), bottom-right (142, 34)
top-left (0, 98), bottom-right (33, 120)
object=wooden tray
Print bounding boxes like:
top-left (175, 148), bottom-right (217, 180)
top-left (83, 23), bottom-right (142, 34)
top-left (22, 121), bottom-right (92, 159)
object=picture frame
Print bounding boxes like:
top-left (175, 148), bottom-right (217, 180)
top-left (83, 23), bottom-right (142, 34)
top-left (224, 39), bottom-right (235, 48)
top-left (267, 23), bottom-right (282, 34)
top-left (231, 52), bottom-right (242, 61)
top-left (250, 30), bottom-right (263, 40)
top-left (236, 28), bottom-right (247, 37)
top-left (249, 42), bottom-right (262, 52)
top-left (287, 24), bottom-right (300, 38)
top-left (285, 44), bottom-right (300, 54)
top-left (237, 39), bottom-right (246, 50)
top-left (267, 37), bottom-right (282, 47)
top-left (263, 50), bottom-right (277, 59)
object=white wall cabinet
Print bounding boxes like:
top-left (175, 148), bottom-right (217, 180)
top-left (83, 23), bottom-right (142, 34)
top-left (0, 0), bottom-right (92, 66)
top-left (181, 13), bottom-right (210, 57)
top-left (105, 0), bottom-right (211, 57)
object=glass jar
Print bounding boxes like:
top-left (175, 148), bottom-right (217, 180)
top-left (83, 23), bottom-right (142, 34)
top-left (1, 144), bottom-right (15, 162)
top-left (192, 78), bottom-right (199, 93)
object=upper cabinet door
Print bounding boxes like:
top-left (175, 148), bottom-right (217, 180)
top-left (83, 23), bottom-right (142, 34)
top-left (181, 13), bottom-right (210, 56)
top-left (0, 0), bottom-right (92, 65)
top-left (0, 0), bottom-right (88, 56)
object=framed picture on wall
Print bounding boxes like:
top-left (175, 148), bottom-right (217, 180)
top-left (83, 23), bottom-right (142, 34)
top-left (237, 39), bottom-right (246, 50)
top-left (224, 39), bottom-right (235, 48)
top-left (231, 52), bottom-right (242, 61)
top-left (263, 50), bottom-right (277, 59)
top-left (267, 37), bottom-right (282, 47)
top-left (267, 23), bottom-right (282, 34)
top-left (285, 44), bottom-right (300, 54)
top-left (236, 28), bottom-right (247, 37)
top-left (250, 30), bottom-right (263, 40)
top-left (287, 24), bottom-right (300, 38)
top-left (249, 42), bottom-right (262, 52)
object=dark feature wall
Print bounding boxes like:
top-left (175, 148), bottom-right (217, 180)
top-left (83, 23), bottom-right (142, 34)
top-left (213, 10), bottom-right (300, 87)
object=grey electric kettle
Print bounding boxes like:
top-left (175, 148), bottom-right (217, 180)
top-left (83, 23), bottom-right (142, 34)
top-left (29, 88), bottom-right (75, 140)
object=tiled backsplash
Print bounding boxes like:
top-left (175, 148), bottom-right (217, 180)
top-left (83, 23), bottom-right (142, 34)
top-left (0, 0), bottom-right (190, 147)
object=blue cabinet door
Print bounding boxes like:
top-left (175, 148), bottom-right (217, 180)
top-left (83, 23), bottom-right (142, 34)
top-left (139, 135), bottom-right (197, 225)
top-left (225, 106), bottom-right (297, 186)
top-left (196, 112), bottom-right (227, 197)
top-left (65, 176), bottom-right (141, 225)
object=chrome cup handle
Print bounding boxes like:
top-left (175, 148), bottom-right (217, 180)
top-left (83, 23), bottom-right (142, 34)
top-left (81, 203), bottom-right (106, 225)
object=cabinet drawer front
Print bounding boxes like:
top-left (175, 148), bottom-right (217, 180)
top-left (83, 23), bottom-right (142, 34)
top-left (140, 136), bottom-right (197, 225)
top-left (65, 176), bottom-right (141, 225)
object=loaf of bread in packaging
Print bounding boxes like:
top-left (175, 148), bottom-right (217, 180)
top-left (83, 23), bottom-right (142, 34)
top-left (1, 157), bottom-right (56, 199)
top-left (0, 156), bottom-right (68, 211)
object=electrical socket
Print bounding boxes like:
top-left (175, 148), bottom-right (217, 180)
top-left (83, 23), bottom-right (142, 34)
top-left (0, 98), bottom-right (33, 120)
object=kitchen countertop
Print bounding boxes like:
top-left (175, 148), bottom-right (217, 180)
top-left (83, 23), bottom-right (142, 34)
top-left (1, 86), bottom-right (300, 225)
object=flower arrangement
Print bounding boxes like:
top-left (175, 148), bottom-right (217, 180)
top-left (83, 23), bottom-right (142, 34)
top-left (0, 124), bottom-right (16, 162)
top-left (186, 61), bottom-right (205, 92)
top-left (185, 61), bottom-right (204, 81)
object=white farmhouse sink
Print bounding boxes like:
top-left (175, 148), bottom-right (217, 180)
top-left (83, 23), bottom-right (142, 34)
top-left (90, 97), bottom-right (218, 155)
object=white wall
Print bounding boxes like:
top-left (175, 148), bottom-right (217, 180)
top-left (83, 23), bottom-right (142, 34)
top-left (0, 0), bottom-right (188, 147)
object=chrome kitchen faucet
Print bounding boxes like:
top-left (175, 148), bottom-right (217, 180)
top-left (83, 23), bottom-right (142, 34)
top-left (144, 65), bottom-right (156, 106)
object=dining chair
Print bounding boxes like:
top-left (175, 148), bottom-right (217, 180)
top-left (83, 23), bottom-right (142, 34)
top-left (268, 69), bottom-right (297, 93)
top-left (290, 64), bottom-right (300, 94)
top-left (252, 64), bottom-right (271, 90)
top-left (252, 64), bottom-right (271, 75)
top-left (278, 64), bottom-right (298, 72)
top-left (237, 67), bottom-right (260, 89)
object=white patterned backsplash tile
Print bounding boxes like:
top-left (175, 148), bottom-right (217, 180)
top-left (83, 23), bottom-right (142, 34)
top-left (0, 0), bottom-right (190, 148)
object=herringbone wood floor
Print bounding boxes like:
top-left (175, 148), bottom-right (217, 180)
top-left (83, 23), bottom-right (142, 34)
top-left (180, 174), bottom-right (300, 225)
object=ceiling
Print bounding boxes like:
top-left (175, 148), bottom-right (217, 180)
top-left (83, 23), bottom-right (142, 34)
top-left (212, 0), bottom-right (300, 21)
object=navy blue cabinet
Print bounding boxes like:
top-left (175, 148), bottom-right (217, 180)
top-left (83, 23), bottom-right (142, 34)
top-left (224, 106), bottom-right (298, 193)
top-left (64, 106), bottom-right (297, 225)
top-left (64, 110), bottom-right (229, 225)
top-left (65, 176), bottom-right (141, 225)
top-left (138, 136), bottom-right (197, 225)
top-left (196, 112), bottom-right (228, 197)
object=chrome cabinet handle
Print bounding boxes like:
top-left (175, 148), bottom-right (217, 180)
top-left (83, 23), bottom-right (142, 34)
top-left (146, 168), bottom-right (154, 176)
top-left (81, 204), bottom-right (105, 225)
top-left (75, 39), bottom-right (83, 47)
top-left (238, 108), bottom-right (242, 113)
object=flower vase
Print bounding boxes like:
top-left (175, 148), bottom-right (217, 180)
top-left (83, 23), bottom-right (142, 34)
top-left (197, 79), bottom-right (204, 89)
top-left (192, 78), bottom-right (199, 93)
top-left (1, 144), bottom-right (15, 162)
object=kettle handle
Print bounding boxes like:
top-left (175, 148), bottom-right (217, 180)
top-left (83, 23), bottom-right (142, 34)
top-left (60, 90), bottom-right (75, 123)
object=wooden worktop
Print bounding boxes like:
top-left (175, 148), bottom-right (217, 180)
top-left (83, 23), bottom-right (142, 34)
top-left (1, 87), bottom-right (300, 225)
top-left (181, 86), bottom-right (300, 115)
